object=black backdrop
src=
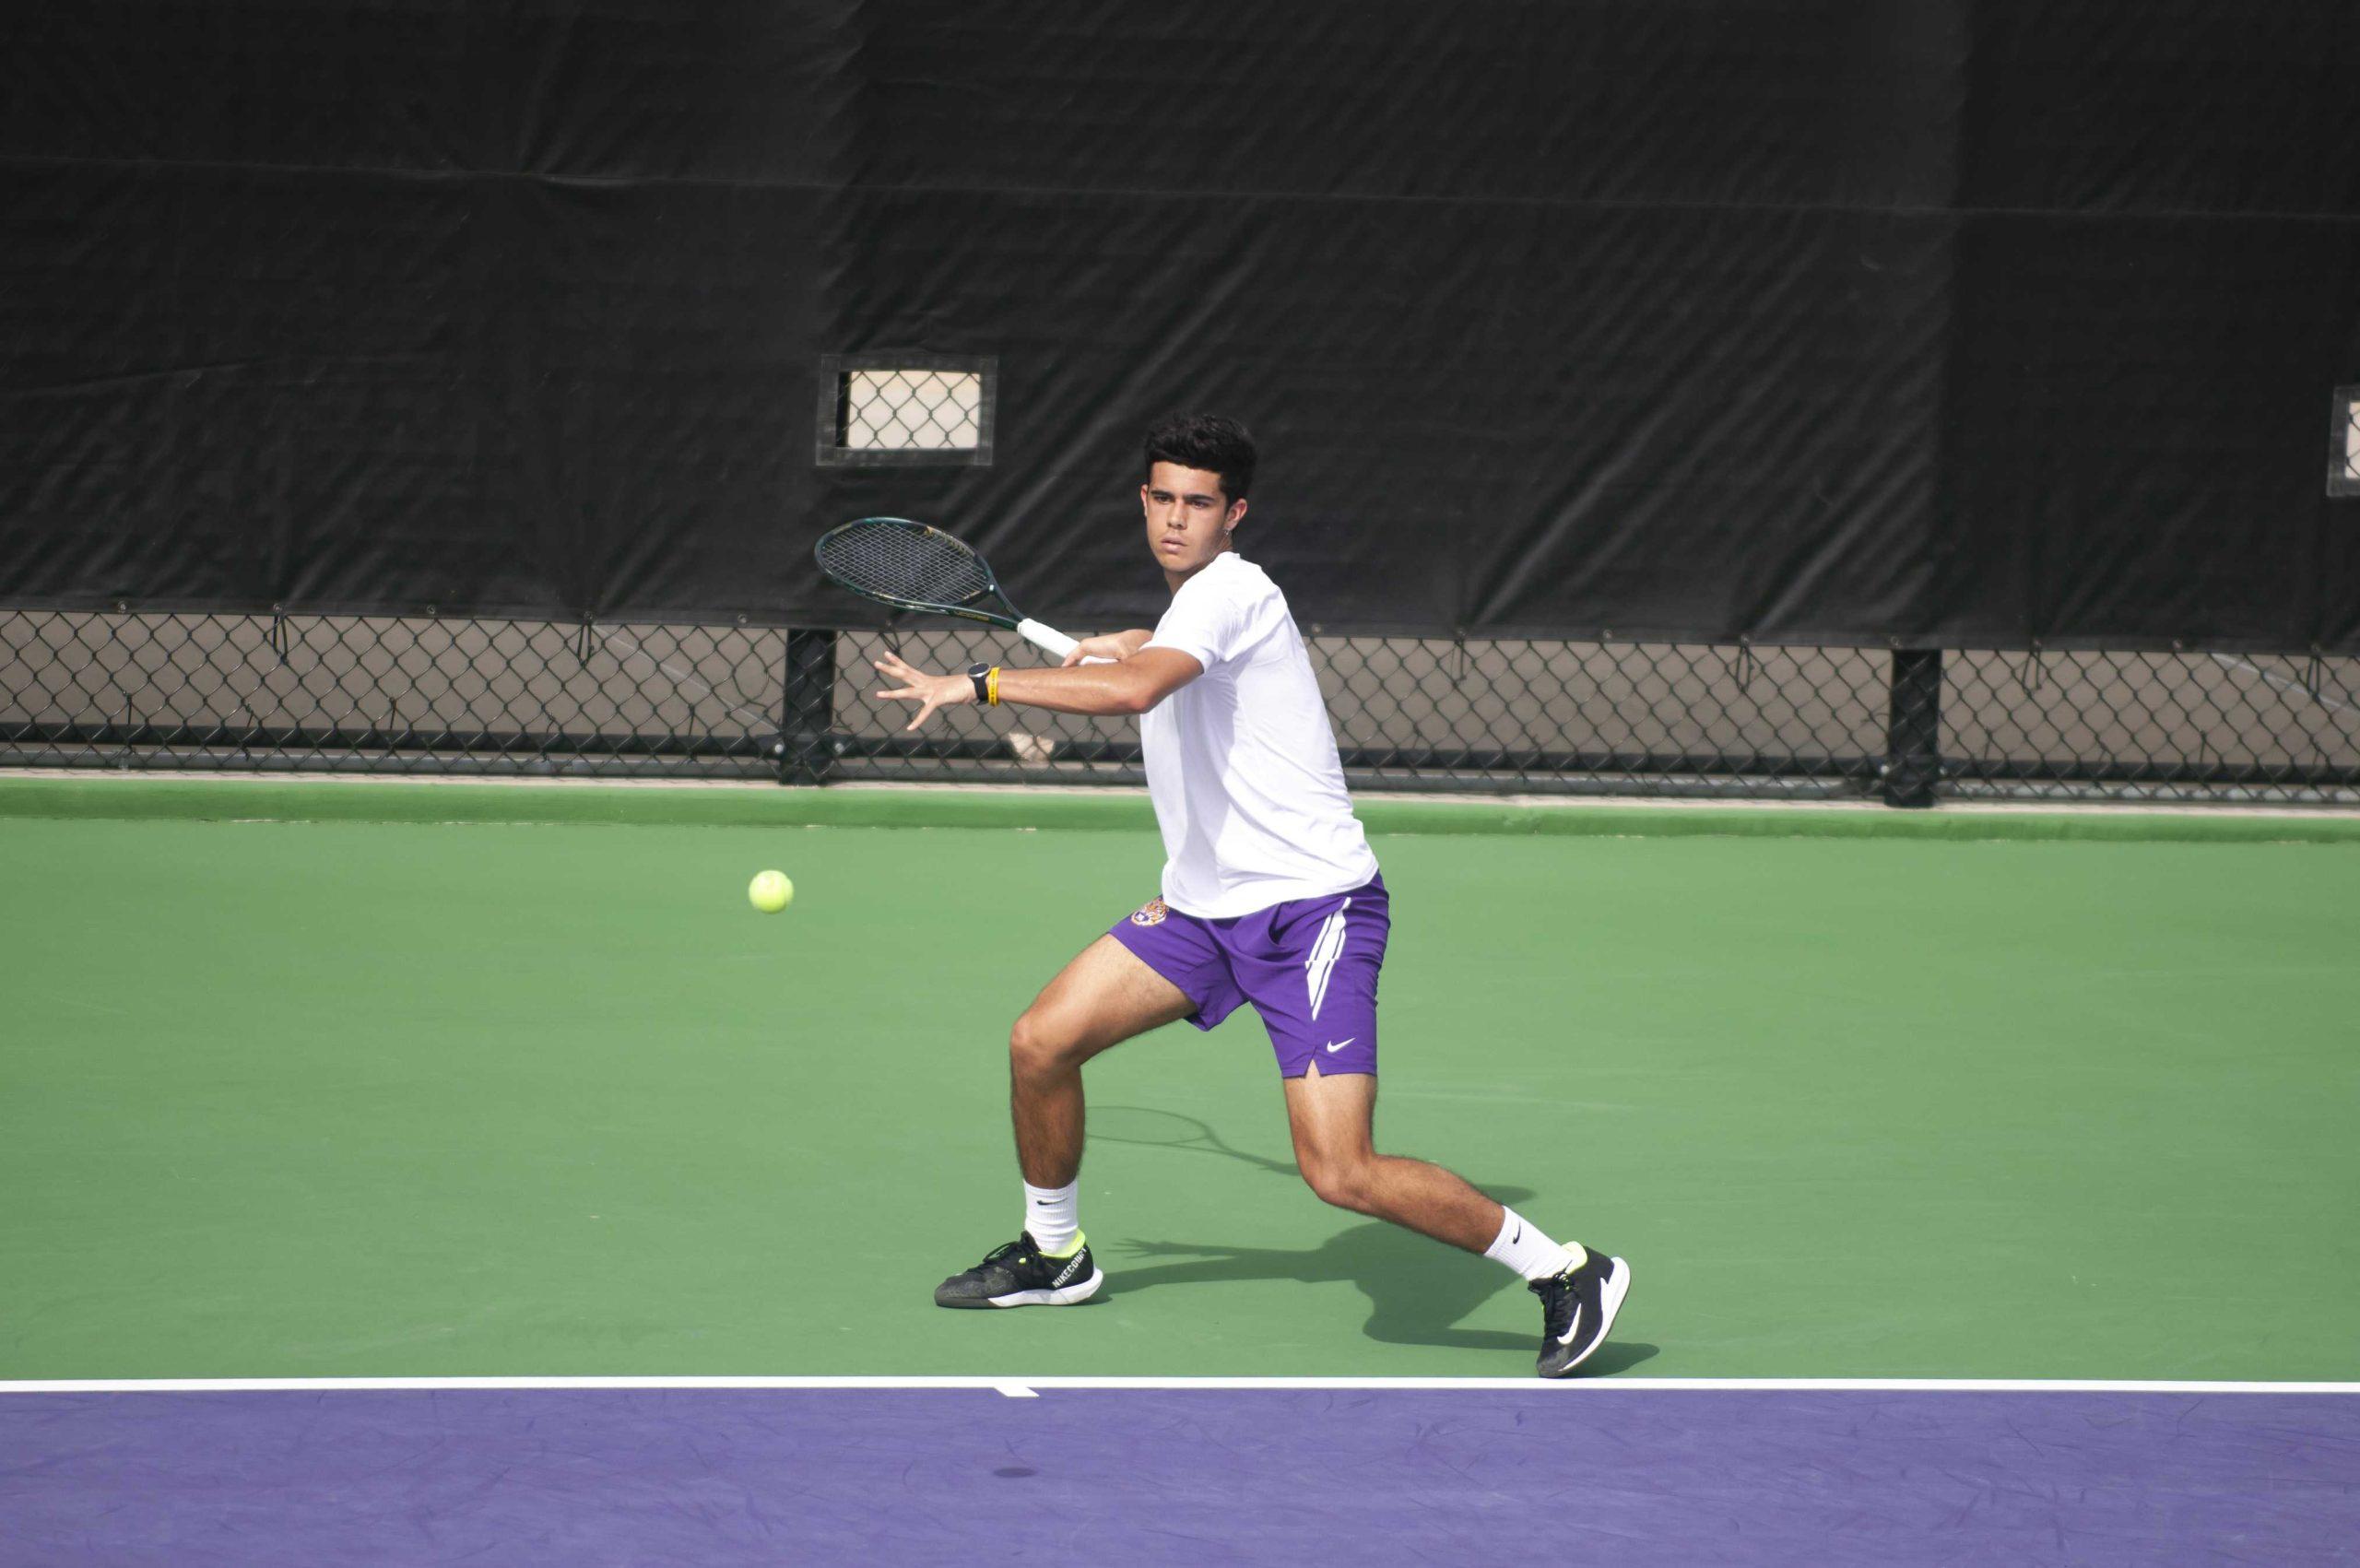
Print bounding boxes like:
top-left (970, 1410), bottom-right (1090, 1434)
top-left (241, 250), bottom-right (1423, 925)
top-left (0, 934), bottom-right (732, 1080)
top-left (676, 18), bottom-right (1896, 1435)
top-left (4, 1), bottom-right (2356, 649)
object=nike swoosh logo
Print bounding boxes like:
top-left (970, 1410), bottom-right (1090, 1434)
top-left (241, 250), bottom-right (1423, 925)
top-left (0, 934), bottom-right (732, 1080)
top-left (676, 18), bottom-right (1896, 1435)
top-left (1555, 1303), bottom-right (1586, 1346)
top-left (1324, 1038), bottom-right (1356, 1053)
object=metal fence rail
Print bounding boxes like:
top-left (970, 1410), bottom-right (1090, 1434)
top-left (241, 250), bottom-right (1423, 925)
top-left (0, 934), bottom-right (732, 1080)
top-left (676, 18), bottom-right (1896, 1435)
top-left (4, 609), bottom-right (2355, 806)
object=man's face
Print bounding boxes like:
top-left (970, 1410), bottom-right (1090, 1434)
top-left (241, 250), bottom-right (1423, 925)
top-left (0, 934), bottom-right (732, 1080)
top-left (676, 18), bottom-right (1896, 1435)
top-left (1141, 460), bottom-right (1245, 576)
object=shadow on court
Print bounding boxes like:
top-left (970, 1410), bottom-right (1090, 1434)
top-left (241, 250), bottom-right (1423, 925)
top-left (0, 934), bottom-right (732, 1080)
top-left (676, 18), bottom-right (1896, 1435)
top-left (1086, 1106), bottom-right (1656, 1372)
top-left (1088, 1103), bottom-right (1301, 1176)
top-left (1104, 1207), bottom-right (1658, 1373)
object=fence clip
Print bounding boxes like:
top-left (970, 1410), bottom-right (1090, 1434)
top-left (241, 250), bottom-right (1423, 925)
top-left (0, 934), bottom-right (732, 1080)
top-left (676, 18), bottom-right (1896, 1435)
top-left (266, 607), bottom-right (289, 664)
top-left (2307, 646), bottom-right (2324, 701)
top-left (2022, 642), bottom-right (2044, 695)
top-left (576, 617), bottom-right (595, 662)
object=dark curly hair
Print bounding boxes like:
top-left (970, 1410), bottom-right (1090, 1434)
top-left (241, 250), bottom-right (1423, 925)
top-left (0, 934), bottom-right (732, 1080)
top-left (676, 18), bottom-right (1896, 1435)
top-left (1143, 413), bottom-right (1257, 502)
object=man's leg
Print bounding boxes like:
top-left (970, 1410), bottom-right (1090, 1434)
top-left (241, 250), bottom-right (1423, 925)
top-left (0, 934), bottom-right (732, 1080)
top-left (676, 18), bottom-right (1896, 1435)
top-left (1280, 1065), bottom-right (1502, 1251)
top-left (935, 936), bottom-right (1197, 1310)
top-left (1009, 935), bottom-right (1198, 1188)
top-left (1282, 1064), bottom-right (1630, 1376)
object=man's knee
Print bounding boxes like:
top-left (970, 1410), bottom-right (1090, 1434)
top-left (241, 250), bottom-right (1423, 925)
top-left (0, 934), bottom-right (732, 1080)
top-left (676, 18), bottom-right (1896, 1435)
top-left (1300, 1152), bottom-right (1377, 1214)
top-left (1009, 1008), bottom-right (1082, 1079)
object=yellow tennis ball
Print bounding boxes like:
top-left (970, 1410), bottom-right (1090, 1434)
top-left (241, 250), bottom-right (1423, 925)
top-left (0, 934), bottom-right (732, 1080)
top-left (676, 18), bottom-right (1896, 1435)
top-left (748, 869), bottom-right (794, 913)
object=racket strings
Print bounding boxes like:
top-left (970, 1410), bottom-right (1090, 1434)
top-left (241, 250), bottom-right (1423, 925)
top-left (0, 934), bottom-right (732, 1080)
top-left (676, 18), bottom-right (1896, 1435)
top-left (817, 522), bottom-right (995, 609)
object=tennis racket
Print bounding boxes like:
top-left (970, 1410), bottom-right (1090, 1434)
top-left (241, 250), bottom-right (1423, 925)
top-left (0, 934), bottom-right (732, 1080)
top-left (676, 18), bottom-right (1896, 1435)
top-left (815, 516), bottom-right (1088, 662)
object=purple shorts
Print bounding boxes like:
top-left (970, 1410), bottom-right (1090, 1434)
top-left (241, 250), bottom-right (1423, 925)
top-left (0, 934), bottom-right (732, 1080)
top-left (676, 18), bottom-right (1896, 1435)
top-left (1108, 876), bottom-right (1389, 1078)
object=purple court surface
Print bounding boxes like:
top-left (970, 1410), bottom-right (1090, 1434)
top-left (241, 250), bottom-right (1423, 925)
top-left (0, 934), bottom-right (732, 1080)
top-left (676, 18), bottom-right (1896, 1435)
top-left (4, 1384), bottom-right (2354, 1565)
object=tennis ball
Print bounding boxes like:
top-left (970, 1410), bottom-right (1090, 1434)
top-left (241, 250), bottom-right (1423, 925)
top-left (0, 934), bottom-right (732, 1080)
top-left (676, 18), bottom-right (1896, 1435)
top-left (748, 869), bottom-right (795, 913)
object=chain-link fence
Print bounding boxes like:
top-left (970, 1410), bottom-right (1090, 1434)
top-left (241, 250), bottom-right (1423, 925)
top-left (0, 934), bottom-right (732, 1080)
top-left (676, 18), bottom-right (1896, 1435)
top-left (6, 607), bottom-right (2355, 806)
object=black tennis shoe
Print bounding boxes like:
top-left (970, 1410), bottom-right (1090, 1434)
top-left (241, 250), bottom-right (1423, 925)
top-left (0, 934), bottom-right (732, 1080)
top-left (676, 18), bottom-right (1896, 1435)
top-left (934, 1232), bottom-right (1103, 1309)
top-left (1530, 1249), bottom-right (1630, 1377)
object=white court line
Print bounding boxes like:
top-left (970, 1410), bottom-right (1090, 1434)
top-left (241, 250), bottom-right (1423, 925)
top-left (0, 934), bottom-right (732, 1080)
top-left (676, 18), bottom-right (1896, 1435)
top-left (2, 1377), bottom-right (2354, 1396)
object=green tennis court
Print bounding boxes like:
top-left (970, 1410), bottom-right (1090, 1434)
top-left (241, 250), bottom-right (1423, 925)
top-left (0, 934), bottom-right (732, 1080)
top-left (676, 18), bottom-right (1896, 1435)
top-left (5, 776), bottom-right (2355, 1385)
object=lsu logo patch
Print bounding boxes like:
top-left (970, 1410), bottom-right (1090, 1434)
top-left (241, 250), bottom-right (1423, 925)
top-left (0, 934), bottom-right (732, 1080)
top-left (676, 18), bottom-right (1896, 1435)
top-left (1129, 898), bottom-right (1169, 927)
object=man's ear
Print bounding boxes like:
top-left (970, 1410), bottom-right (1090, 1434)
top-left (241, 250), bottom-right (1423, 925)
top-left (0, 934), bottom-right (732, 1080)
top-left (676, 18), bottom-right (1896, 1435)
top-left (1225, 498), bottom-right (1248, 532)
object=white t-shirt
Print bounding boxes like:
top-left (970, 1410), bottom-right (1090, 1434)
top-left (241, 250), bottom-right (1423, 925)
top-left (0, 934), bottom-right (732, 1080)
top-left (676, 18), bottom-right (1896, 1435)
top-left (1139, 550), bottom-right (1380, 918)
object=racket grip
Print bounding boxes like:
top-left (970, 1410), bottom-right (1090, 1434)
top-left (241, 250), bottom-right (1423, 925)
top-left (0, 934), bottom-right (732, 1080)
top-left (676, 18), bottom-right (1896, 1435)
top-left (1018, 618), bottom-right (1112, 665)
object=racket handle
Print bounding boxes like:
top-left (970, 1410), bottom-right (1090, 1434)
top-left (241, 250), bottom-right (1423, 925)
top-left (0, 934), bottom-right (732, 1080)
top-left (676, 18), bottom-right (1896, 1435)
top-left (1018, 619), bottom-right (1113, 665)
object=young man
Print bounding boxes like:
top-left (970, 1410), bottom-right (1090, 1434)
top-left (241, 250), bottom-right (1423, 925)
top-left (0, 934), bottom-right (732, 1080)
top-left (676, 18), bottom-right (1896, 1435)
top-left (872, 414), bottom-right (1631, 1376)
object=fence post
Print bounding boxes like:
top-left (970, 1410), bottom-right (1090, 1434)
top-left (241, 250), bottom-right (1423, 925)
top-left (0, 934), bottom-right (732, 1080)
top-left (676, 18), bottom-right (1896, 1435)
top-left (1882, 647), bottom-right (1942, 808)
top-left (779, 629), bottom-right (836, 784)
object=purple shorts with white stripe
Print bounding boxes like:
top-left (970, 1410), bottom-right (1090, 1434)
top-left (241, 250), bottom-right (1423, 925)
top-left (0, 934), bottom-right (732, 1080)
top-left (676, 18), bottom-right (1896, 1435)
top-left (1108, 875), bottom-right (1388, 1078)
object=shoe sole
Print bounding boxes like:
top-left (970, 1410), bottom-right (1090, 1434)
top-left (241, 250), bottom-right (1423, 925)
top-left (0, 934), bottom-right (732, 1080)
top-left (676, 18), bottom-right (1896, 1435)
top-left (1540, 1257), bottom-right (1631, 1378)
top-left (937, 1267), bottom-right (1105, 1310)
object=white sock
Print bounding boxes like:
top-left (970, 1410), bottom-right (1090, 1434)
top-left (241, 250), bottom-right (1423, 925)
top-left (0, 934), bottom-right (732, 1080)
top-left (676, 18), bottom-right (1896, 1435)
top-left (1023, 1180), bottom-right (1080, 1256)
top-left (1485, 1207), bottom-right (1585, 1281)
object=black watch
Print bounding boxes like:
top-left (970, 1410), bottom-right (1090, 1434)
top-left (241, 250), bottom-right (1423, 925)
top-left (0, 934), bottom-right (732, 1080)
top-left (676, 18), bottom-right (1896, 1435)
top-left (967, 662), bottom-right (992, 702)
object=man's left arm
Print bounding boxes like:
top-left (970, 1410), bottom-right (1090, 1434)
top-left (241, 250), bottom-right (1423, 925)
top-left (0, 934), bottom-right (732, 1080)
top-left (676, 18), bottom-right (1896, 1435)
top-left (873, 647), bottom-right (1202, 731)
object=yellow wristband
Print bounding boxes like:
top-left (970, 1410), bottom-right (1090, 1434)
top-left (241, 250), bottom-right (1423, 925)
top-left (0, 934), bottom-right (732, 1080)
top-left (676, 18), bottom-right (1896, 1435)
top-left (986, 666), bottom-right (1001, 706)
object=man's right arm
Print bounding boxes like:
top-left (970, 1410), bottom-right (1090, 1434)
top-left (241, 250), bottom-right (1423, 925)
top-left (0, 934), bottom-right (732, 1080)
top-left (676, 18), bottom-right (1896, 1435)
top-left (1060, 630), bottom-right (1155, 666)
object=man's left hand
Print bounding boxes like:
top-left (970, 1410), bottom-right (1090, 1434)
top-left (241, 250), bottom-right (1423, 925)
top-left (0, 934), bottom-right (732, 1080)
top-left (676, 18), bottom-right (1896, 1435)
top-left (873, 651), bottom-right (976, 730)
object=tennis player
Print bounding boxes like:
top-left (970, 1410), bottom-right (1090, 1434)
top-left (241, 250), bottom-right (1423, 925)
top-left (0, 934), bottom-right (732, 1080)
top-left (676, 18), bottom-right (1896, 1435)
top-left (873, 414), bottom-right (1630, 1376)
